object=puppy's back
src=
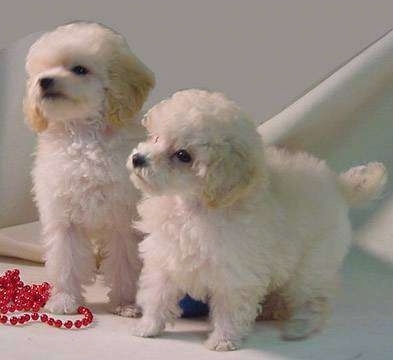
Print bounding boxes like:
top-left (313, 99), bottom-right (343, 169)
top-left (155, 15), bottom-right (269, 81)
top-left (264, 147), bottom-right (347, 221)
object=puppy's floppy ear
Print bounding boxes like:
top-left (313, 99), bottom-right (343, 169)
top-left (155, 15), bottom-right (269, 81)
top-left (202, 138), bottom-right (263, 208)
top-left (106, 51), bottom-right (155, 127)
top-left (23, 90), bottom-right (48, 133)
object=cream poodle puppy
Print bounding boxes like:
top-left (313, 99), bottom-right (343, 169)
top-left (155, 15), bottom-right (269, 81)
top-left (23, 22), bottom-right (155, 315)
top-left (127, 89), bottom-right (387, 350)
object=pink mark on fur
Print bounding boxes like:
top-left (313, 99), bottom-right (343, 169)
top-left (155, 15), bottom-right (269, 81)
top-left (104, 125), bottom-right (114, 138)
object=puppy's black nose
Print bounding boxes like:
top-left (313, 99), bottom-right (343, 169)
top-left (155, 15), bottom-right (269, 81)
top-left (132, 153), bottom-right (147, 168)
top-left (39, 77), bottom-right (54, 90)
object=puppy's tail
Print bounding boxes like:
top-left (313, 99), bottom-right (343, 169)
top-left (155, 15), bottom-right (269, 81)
top-left (338, 162), bottom-right (387, 208)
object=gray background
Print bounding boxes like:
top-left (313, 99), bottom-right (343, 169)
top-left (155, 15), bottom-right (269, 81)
top-left (2, 0), bottom-right (393, 121)
top-left (1, 0), bottom-right (393, 227)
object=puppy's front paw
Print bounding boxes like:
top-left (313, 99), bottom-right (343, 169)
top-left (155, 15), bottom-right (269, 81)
top-left (112, 304), bottom-right (142, 318)
top-left (130, 318), bottom-right (165, 338)
top-left (45, 292), bottom-right (81, 314)
top-left (205, 333), bottom-right (240, 351)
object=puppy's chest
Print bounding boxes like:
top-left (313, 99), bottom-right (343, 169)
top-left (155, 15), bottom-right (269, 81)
top-left (163, 223), bottom-right (218, 299)
top-left (156, 211), bottom-right (255, 289)
top-left (37, 138), bottom-right (129, 215)
top-left (65, 141), bottom-right (114, 178)
top-left (60, 141), bottom-right (119, 187)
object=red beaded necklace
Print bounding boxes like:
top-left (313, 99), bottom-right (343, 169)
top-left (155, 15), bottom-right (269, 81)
top-left (0, 269), bottom-right (93, 329)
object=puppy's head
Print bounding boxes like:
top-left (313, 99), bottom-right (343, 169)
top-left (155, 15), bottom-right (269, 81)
top-left (127, 89), bottom-right (266, 208)
top-left (24, 22), bottom-right (155, 132)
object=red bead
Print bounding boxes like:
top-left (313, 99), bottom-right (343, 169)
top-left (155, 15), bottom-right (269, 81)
top-left (42, 282), bottom-right (50, 290)
top-left (40, 314), bottom-right (48, 322)
top-left (47, 318), bottom-right (55, 326)
top-left (10, 317), bottom-right (18, 325)
top-left (0, 307), bottom-right (7, 314)
top-left (82, 318), bottom-right (90, 326)
top-left (32, 303), bottom-right (40, 312)
top-left (77, 306), bottom-right (85, 314)
top-left (0, 316), bottom-right (7, 324)
top-left (18, 317), bottom-right (25, 324)
top-left (74, 320), bottom-right (82, 328)
top-left (31, 313), bottom-right (39, 321)
top-left (8, 304), bottom-right (15, 312)
top-left (23, 304), bottom-right (32, 312)
top-left (24, 314), bottom-right (31, 322)
top-left (64, 321), bottom-right (73, 329)
top-left (54, 320), bottom-right (62, 328)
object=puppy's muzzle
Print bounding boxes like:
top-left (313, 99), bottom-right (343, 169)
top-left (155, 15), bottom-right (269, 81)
top-left (39, 77), bottom-right (55, 90)
top-left (39, 77), bottom-right (64, 99)
top-left (132, 153), bottom-right (148, 168)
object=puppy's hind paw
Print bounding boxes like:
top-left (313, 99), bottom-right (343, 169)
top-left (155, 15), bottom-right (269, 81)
top-left (45, 292), bottom-right (81, 315)
top-left (282, 298), bottom-right (327, 340)
top-left (205, 334), bottom-right (240, 351)
top-left (130, 318), bottom-right (164, 338)
top-left (281, 319), bottom-right (318, 341)
top-left (112, 304), bottom-right (142, 318)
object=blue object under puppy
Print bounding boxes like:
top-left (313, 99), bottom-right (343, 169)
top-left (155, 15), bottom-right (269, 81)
top-left (179, 295), bottom-right (209, 317)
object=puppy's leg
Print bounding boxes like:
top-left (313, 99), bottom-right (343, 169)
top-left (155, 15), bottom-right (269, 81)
top-left (130, 269), bottom-right (182, 338)
top-left (281, 226), bottom-right (350, 340)
top-left (281, 266), bottom-right (336, 340)
top-left (206, 286), bottom-right (264, 351)
top-left (101, 227), bottom-right (142, 317)
top-left (281, 296), bottom-right (330, 341)
top-left (44, 223), bottom-right (96, 314)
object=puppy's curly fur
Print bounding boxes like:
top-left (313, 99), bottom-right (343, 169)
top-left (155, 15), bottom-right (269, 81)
top-left (127, 89), bottom-right (387, 350)
top-left (24, 22), bottom-right (155, 315)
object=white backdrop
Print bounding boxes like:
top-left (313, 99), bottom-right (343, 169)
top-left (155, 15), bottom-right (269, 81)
top-left (260, 30), bottom-right (393, 264)
top-left (0, 34), bottom-right (39, 228)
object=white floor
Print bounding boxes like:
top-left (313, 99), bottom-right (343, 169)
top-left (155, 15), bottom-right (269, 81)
top-left (0, 247), bottom-right (392, 360)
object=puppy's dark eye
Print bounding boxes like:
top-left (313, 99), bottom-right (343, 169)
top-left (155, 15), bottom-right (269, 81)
top-left (174, 149), bottom-right (192, 163)
top-left (71, 65), bottom-right (89, 75)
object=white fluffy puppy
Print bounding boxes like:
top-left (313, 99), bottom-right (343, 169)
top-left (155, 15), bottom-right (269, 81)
top-left (24, 22), bottom-right (155, 315)
top-left (127, 89), bottom-right (387, 350)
